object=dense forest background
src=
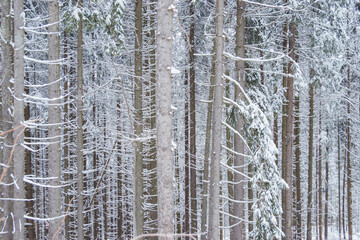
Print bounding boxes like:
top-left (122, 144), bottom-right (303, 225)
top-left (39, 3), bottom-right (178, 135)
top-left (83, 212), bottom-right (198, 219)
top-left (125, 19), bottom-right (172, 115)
top-left (1, 0), bottom-right (360, 239)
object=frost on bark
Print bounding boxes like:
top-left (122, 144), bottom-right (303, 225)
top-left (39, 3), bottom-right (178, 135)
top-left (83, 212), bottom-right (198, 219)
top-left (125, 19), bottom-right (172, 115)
top-left (156, 0), bottom-right (174, 238)
top-left (13, 0), bottom-right (26, 238)
top-left (76, 0), bottom-right (84, 238)
top-left (207, 0), bottom-right (224, 238)
top-left (0, 0), bottom-right (14, 238)
top-left (134, 0), bottom-right (144, 236)
top-left (47, 1), bottom-right (62, 239)
top-left (233, 1), bottom-right (246, 238)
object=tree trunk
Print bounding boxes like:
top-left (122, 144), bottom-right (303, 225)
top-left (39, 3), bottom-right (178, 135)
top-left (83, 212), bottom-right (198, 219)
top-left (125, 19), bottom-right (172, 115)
top-left (47, 1), bottom-right (62, 238)
top-left (346, 54), bottom-right (352, 240)
top-left (189, 1), bottom-right (197, 234)
top-left (156, 0), bottom-right (174, 238)
top-left (318, 97), bottom-right (322, 240)
top-left (0, 0), bottom-right (14, 237)
top-left (147, 0), bottom-right (158, 233)
top-left (282, 19), bottom-right (295, 240)
top-left (208, 0), bottom-right (224, 238)
top-left (184, 69), bottom-right (190, 235)
top-left (325, 128), bottom-right (329, 240)
top-left (233, 1), bottom-right (246, 239)
top-left (134, 0), bottom-right (144, 236)
top-left (294, 94), bottom-right (301, 240)
top-left (13, 0), bottom-right (25, 238)
top-left (201, 43), bottom-right (216, 240)
top-left (306, 83), bottom-right (314, 240)
top-left (338, 120), bottom-right (341, 239)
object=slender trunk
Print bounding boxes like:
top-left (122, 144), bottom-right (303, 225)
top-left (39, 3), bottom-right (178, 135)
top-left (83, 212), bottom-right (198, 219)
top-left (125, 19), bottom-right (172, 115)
top-left (1, 0), bottom-right (14, 237)
top-left (294, 94), bottom-right (301, 240)
top-left (183, 68), bottom-right (190, 235)
top-left (13, 0), bottom-right (26, 238)
top-left (93, 101), bottom-right (99, 239)
top-left (283, 19), bottom-right (295, 240)
top-left (148, 0), bottom-right (158, 233)
top-left (185, 69), bottom-right (190, 235)
top-left (318, 97), bottom-right (322, 240)
top-left (306, 83), bottom-right (314, 240)
top-left (134, 0), bottom-right (144, 236)
top-left (189, 1), bottom-right (197, 234)
top-left (156, 1), bottom-right (174, 238)
top-left (346, 54), bottom-right (352, 240)
top-left (281, 11), bottom-right (288, 238)
top-left (201, 42), bottom-right (216, 239)
top-left (338, 121), bottom-right (341, 239)
top-left (324, 128), bottom-right (329, 240)
top-left (342, 148), bottom-right (346, 240)
top-left (76, 0), bottom-right (84, 238)
top-left (208, 0), bottom-right (224, 238)
top-left (233, 1), bottom-right (246, 239)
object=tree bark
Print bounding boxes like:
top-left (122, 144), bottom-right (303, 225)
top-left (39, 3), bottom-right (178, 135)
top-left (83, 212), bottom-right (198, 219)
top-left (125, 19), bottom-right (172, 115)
top-left (282, 19), bottom-right (295, 240)
top-left (346, 53), bottom-right (352, 240)
top-left (47, 1), bottom-right (62, 238)
top-left (233, 1), bottom-right (246, 239)
top-left (13, 0), bottom-right (25, 238)
top-left (318, 96), bottom-right (322, 240)
top-left (134, 0), bottom-right (144, 236)
top-left (0, 0), bottom-right (14, 238)
top-left (208, 0), bottom-right (224, 238)
top-left (306, 83), bottom-right (314, 240)
top-left (76, 0), bottom-right (84, 238)
top-left (156, 0), bottom-right (174, 238)
top-left (189, 1), bottom-right (197, 234)
top-left (324, 128), bottom-right (329, 240)
top-left (294, 94), bottom-right (301, 240)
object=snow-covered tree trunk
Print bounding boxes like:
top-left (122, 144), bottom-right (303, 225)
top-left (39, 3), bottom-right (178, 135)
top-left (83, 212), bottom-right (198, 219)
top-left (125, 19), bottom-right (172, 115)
top-left (233, 1), bottom-right (246, 238)
top-left (13, 0), bottom-right (25, 238)
top-left (134, 0), bottom-right (144, 236)
top-left (208, 0), bottom-right (224, 238)
top-left (0, 0), bottom-right (14, 237)
top-left (76, 0), bottom-right (84, 238)
top-left (47, 1), bottom-right (62, 239)
top-left (156, 0), bottom-right (174, 238)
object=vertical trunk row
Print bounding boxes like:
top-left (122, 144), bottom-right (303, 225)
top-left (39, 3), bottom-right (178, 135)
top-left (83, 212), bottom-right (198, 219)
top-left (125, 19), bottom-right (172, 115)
top-left (134, 0), bottom-right (144, 236)
top-left (189, 1), bottom-right (197, 234)
top-left (47, 1), bottom-right (62, 239)
top-left (1, 0), bottom-right (14, 238)
top-left (156, 0), bottom-right (174, 238)
top-left (208, 0), bottom-right (224, 238)
top-left (234, 1), bottom-right (246, 239)
top-left (76, 0), bottom-right (84, 238)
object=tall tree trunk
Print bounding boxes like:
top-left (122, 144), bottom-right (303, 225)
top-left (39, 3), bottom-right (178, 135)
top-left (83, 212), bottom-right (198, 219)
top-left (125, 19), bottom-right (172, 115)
top-left (47, 1), bottom-right (62, 239)
top-left (281, 8), bottom-right (288, 237)
top-left (346, 53), bottom-right (352, 240)
top-left (201, 44), bottom-right (216, 240)
top-left (189, 1), bottom-right (197, 234)
top-left (156, 0), bottom-right (174, 238)
top-left (282, 19), bottom-right (295, 240)
top-left (233, 1), bottom-right (246, 239)
top-left (294, 94), bottom-right (301, 240)
top-left (338, 120), bottom-right (341, 239)
top-left (76, 0), bottom-right (84, 238)
top-left (306, 83), bottom-right (314, 240)
top-left (148, 0), bottom-right (158, 233)
top-left (184, 69), bottom-right (190, 235)
top-left (324, 128), bottom-right (329, 240)
top-left (13, 0), bottom-right (26, 238)
top-left (318, 97), bottom-right (322, 240)
top-left (0, 0), bottom-right (14, 237)
top-left (134, 0), bottom-right (144, 236)
top-left (208, 0), bottom-right (224, 238)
